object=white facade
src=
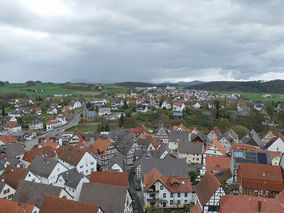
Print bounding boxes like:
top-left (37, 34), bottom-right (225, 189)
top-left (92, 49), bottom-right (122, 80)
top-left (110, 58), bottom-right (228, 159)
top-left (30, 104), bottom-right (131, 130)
top-left (173, 104), bottom-right (185, 112)
top-left (143, 180), bottom-right (193, 208)
top-left (267, 138), bottom-right (284, 153)
top-left (203, 145), bottom-right (225, 165)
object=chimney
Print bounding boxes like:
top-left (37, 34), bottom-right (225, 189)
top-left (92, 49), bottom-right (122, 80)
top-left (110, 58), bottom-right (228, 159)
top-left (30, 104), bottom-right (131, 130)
top-left (258, 201), bottom-right (262, 213)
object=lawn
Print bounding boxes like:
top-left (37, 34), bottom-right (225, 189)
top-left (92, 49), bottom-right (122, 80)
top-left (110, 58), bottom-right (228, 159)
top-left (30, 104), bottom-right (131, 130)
top-left (215, 91), bottom-right (284, 102)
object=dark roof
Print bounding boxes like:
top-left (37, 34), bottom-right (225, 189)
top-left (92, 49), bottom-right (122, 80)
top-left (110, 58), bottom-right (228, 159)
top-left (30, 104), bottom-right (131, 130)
top-left (168, 131), bottom-right (189, 142)
top-left (108, 152), bottom-right (125, 170)
top-left (1, 143), bottom-right (25, 158)
top-left (13, 180), bottom-right (63, 208)
top-left (178, 141), bottom-right (204, 154)
top-left (28, 156), bottom-right (59, 178)
top-left (139, 158), bottom-right (189, 177)
top-left (79, 183), bottom-right (128, 213)
top-left (59, 168), bottom-right (84, 189)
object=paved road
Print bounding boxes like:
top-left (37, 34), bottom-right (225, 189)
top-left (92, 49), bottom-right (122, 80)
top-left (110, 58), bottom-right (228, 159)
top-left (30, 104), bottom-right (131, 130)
top-left (126, 166), bottom-right (144, 213)
top-left (24, 110), bottom-right (82, 151)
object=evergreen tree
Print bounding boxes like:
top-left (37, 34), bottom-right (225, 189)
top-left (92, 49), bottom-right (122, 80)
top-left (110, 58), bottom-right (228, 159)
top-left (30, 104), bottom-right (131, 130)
top-left (119, 114), bottom-right (125, 128)
top-left (105, 123), bottom-right (110, 131)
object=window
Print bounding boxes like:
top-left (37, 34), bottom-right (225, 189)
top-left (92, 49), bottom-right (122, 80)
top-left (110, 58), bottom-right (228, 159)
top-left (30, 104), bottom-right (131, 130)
top-left (193, 158), bottom-right (195, 160)
top-left (86, 164), bottom-right (88, 167)
top-left (170, 200), bottom-right (173, 205)
top-left (208, 206), bottom-right (219, 211)
top-left (178, 193), bottom-right (180, 197)
top-left (196, 158), bottom-right (199, 161)
top-left (170, 193), bottom-right (173, 198)
top-left (91, 162), bottom-right (94, 165)
top-left (86, 170), bottom-right (88, 173)
top-left (80, 165), bottom-right (83, 168)
top-left (184, 200), bottom-right (187, 203)
top-left (177, 200), bottom-right (180, 205)
top-left (163, 193), bottom-right (166, 198)
top-left (185, 192), bottom-right (188, 197)
top-left (160, 185), bottom-right (163, 190)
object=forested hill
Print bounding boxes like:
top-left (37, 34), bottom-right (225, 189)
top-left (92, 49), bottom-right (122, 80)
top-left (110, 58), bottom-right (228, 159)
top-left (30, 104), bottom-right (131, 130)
top-left (187, 80), bottom-right (284, 94)
top-left (115, 81), bottom-right (204, 87)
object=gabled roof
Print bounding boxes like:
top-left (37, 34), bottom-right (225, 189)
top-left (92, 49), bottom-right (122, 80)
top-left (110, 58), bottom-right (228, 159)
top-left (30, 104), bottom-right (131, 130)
top-left (40, 196), bottom-right (100, 213)
top-left (178, 141), bottom-right (204, 154)
top-left (143, 168), bottom-right (192, 193)
top-left (79, 183), bottom-right (128, 213)
top-left (91, 139), bottom-right (113, 156)
top-left (4, 121), bottom-right (19, 128)
top-left (0, 165), bottom-right (28, 189)
top-left (58, 145), bottom-right (86, 166)
top-left (264, 134), bottom-right (284, 149)
top-left (189, 203), bottom-right (202, 213)
top-left (219, 194), bottom-right (284, 213)
top-left (0, 135), bottom-right (18, 144)
top-left (207, 127), bottom-right (222, 138)
top-left (59, 168), bottom-right (84, 189)
top-left (90, 171), bottom-right (128, 187)
top-left (238, 163), bottom-right (283, 192)
top-left (0, 198), bottom-right (36, 213)
top-left (206, 156), bottom-right (230, 172)
top-left (28, 156), bottom-right (60, 178)
top-left (195, 171), bottom-right (222, 205)
top-left (13, 180), bottom-right (63, 208)
top-left (204, 139), bottom-right (226, 155)
top-left (22, 146), bottom-right (55, 162)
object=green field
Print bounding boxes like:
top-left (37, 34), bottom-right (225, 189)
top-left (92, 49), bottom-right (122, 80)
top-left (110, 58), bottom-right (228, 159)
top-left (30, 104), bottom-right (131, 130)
top-left (0, 83), bottom-right (129, 98)
top-left (215, 91), bottom-right (284, 102)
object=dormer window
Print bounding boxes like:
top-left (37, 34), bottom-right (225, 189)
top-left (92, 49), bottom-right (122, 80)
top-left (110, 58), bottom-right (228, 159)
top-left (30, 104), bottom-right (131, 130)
top-left (173, 183), bottom-right (178, 187)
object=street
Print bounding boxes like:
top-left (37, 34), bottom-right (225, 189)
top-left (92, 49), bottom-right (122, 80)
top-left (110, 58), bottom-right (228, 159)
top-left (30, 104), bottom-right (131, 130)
top-left (24, 110), bottom-right (82, 151)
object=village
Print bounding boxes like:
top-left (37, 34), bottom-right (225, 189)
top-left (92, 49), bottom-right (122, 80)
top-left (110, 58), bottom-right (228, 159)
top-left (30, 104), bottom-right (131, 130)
top-left (0, 85), bottom-right (284, 213)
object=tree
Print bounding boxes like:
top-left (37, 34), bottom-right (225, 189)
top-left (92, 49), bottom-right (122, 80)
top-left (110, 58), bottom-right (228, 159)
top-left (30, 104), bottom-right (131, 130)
top-left (188, 171), bottom-right (199, 185)
top-left (96, 124), bottom-right (101, 133)
top-left (123, 100), bottom-right (129, 110)
top-left (86, 102), bottom-right (93, 110)
top-left (2, 107), bottom-right (5, 117)
top-left (119, 114), bottom-right (125, 128)
top-left (105, 123), bottom-right (110, 131)
top-left (232, 125), bottom-right (249, 138)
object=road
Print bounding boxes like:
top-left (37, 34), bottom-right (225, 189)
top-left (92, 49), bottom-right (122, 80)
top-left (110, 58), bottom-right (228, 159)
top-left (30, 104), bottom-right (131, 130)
top-left (126, 166), bottom-right (144, 213)
top-left (24, 110), bottom-right (82, 151)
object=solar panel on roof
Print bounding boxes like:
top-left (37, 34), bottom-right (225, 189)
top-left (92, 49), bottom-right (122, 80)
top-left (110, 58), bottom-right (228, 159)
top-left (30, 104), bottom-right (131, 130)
top-left (257, 152), bottom-right (267, 164)
top-left (234, 152), bottom-right (244, 158)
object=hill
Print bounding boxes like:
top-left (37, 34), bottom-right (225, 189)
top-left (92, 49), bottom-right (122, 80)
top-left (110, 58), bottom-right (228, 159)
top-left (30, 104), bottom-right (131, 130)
top-left (115, 81), bottom-right (204, 88)
top-left (187, 80), bottom-right (284, 94)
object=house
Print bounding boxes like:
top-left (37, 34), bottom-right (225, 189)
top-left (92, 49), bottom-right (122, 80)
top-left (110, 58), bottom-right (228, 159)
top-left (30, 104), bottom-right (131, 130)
top-left (0, 135), bottom-right (17, 146)
top-left (193, 102), bottom-right (201, 109)
top-left (0, 198), bottom-right (40, 213)
top-left (241, 129), bottom-right (261, 147)
top-left (22, 146), bottom-right (56, 167)
top-left (0, 143), bottom-right (24, 159)
top-left (113, 136), bottom-right (138, 165)
top-left (161, 101), bottom-right (171, 110)
top-left (0, 181), bottom-right (15, 200)
top-left (98, 108), bottom-right (111, 116)
top-left (62, 105), bottom-right (72, 112)
top-left (202, 139), bottom-right (226, 165)
top-left (32, 107), bottom-right (42, 115)
top-left (79, 183), bottom-right (133, 213)
top-left (46, 119), bottom-right (61, 131)
top-left (0, 165), bottom-right (40, 190)
top-left (91, 139), bottom-right (118, 171)
top-left (230, 149), bottom-right (271, 181)
top-left (39, 135), bottom-right (63, 146)
top-left (265, 134), bottom-right (284, 153)
top-left (55, 168), bottom-right (89, 201)
top-left (23, 130), bottom-right (36, 141)
top-left (13, 180), bottom-right (71, 208)
top-left (261, 130), bottom-right (276, 146)
top-left (206, 127), bottom-right (222, 143)
top-left (237, 163), bottom-right (283, 198)
top-left (4, 121), bottom-right (21, 133)
top-left (84, 111), bottom-right (98, 121)
top-left (47, 107), bottom-right (57, 114)
top-left (137, 104), bottom-right (149, 112)
top-left (70, 100), bottom-right (82, 109)
top-left (107, 152), bottom-right (125, 172)
top-left (254, 103), bottom-right (264, 111)
top-left (223, 129), bottom-right (239, 143)
top-left (173, 102), bottom-right (185, 112)
top-left (178, 141), bottom-right (204, 164)
top-left (155, 126), bottom-right (170, 143)
top-left (67, 130), bottom-right (85, 146)
top-left (90, 171), bottom-right (128, 187)
top-left (219, 194), bottom-right (284, 213)
top-left (40, 196), bottom-right (103, 213)
top-left (143, 168), bottom-right (193, 208)
top-left (195, 171), bottom-right (226, 213)
top-left (28, 156), bottom-right (68, 185)
top-left (173, 124), bottom-right (191, 132)
top-left (200, 156), bottom-right (230, 176)
top-left (168, 131), bottom-right (190, 150)
top-left (58, 145), bottom-right (97, 176)
top-left (135, 158), bottom-right (189, 180)
top-left (29, 118), bottom-right (43, 130)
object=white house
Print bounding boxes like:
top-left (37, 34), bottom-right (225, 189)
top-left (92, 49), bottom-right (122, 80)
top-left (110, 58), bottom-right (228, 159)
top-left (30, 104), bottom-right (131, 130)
top-left (195, 171), bottom-right (226, 213)
top-left (143, 168), bottom-right (193, 208)
top-left (193, 102), bottom-right (201, 109)
top-left (161, 101), bottom-right (171, 110)
top-left (202, 139), bottom-right (226, 165)
top-left (173, 102), bottom-right (185, 112)
top-left (46, 119), bottom-right (61, 131)
top-left (28, 156), bottom-right (68, 185)
top-left (58, 146), bottom-right (97, 176)
top-left (265, 135), bottom-right (284, 153)
top-left (47, 107), bottom-right (58, 114)
top-left (29, 118), bottom-right (43, 130)
top-left (55, 168), bottom-right (89, 201)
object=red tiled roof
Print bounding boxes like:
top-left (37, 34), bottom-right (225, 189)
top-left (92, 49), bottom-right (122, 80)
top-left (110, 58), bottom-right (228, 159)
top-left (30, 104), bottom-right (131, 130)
top-left (0, 198), bottom-right (35, 213)
top-left (238, 163), bottom-right (283, 192)
top-left (4, 121), bottom-right (18, 128)
top-left (40, 196), bottom-right (100, 213)
top-left (206, 156), bottom-right (230, 172)
top-left (90, 171), bottom-right (129, 187)
top-left (22, 146), bottom-right (55, 162)
top-left (219, 194), bottom-right (284, 213)
top-left (91, 139), bottom-right (112, 156)
top-left (143, 168), bottom-right (192, 193)
top-left (0, 165), bottom-right (29, 189)
top-left (0, 135), bottom-right (18, 144)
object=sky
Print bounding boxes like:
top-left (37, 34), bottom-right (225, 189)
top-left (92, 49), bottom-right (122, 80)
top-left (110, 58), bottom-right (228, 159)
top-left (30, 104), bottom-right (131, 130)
top-left (1, 0), bottom-right (284, 83)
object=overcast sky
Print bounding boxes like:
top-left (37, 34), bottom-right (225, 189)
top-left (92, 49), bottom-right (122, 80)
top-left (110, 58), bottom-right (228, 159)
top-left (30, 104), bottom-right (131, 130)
top-left (1, 0), bottom-right (284, 83)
